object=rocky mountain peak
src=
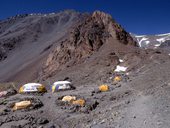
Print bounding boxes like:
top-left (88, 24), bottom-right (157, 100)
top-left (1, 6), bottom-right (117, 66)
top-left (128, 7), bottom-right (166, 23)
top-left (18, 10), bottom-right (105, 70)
top-left (39, 11), bottom-right (137, 81)
top-left (92, 11), bottom-right (112, 24)
top-left (0, 10), bottom-right (137, 82)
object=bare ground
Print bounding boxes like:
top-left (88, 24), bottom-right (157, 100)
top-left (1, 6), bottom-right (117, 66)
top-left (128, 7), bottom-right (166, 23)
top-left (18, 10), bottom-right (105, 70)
top-left (0, 56), bottom-right (170, 128)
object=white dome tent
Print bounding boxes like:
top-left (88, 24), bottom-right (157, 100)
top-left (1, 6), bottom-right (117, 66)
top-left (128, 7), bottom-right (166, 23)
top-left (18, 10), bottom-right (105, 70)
top-left (51, 81), bottom-right (75, 92)
top-left (19, 83), bottom-right (47, 93)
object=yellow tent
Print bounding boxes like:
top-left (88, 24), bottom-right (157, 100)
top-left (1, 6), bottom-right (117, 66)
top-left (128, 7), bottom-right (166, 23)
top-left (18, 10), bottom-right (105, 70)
top-left (13, 101), bottom-right (32, 111)
top-left (99, 85), bottom-right (109, 92)
top-left (114, 76), bottom-right (122, 82)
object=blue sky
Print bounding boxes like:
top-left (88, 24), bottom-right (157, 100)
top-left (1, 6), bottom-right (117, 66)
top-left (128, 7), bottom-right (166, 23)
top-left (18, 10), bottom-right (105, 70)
top-left (0, 0), bottom-right (170, 35)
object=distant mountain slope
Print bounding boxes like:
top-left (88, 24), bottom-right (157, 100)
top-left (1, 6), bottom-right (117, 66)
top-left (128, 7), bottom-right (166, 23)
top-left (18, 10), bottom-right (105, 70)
top-left (0, 10), bottom-right (86, 82)
top-left (132, 33), bottom-right (170, 49)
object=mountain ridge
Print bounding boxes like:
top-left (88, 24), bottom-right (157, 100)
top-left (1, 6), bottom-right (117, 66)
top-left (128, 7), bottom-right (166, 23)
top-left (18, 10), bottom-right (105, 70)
top-left (131, 33), bottom-right (170, 50)
top-left (0, 10), bottom-right (137, 83)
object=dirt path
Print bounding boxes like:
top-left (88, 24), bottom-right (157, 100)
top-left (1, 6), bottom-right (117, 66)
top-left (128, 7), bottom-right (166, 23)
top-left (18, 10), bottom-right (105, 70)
top-left (120, 94), bottom-right (158, 128)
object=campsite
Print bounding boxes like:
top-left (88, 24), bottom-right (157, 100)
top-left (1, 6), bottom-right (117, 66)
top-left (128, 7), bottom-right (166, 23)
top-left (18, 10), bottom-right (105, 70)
top-left (0, 77), bottom-right (131, 127)
top-left (0, 2), bottom-right (170, 127)
top-left (1, 55), bottom-right (170, 128)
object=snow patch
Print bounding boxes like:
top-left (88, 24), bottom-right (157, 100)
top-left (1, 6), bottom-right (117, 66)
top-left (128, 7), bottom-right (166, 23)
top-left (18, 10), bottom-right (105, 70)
top-left (155, 44), bottom-right (161, 47)
top-left (49, 13), bottom-right (55, 15)
top-left (145, 41), bottom-right (150, 45)
top-left (156, 38), bottom-right (166, 43)
top-left (135, 35), bottom-right (147, 38)
top-left (156, 33), bottom-right (170, 36)
top-left (119, 59), bottom-right (124, 63)
top-left (115, 65), bottom-right (127, 72)
top-left (138, 37), bottom-right (148, 47)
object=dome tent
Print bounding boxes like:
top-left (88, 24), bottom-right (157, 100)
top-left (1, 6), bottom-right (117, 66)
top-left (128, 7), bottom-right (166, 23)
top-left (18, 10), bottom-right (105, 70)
top-left (19, 83), bottom-right (47, 93)
top-left (114, 76), bottom-right (122, 82)
top-left (51, 81), bottom-right (75, 92)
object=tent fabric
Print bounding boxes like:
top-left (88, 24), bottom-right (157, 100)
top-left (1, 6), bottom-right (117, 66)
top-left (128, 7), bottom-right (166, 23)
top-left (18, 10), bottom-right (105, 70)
top-left (13, 101), bottom-right (32, 111)
top-left (72, 99), bottom-right (85, 106)
top-left (19, 83), bottom-right (46, 93)
top-left (99, 85), bottom-right (109, 92)
top-left (62, 96), bottom-right (76, 102)
top-left (51, 81), bottom-right (73, 92)
top-left (53, 81), bottom-right (71, 85)
top-left (114, 65), bottom-right (127, 72)
top-left (114, 76), bottom-right (122, 82)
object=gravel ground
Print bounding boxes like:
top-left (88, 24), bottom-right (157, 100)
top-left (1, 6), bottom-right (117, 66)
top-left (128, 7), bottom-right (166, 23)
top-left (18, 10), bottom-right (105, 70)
top-left (0, 53), bottom-right (170, 128)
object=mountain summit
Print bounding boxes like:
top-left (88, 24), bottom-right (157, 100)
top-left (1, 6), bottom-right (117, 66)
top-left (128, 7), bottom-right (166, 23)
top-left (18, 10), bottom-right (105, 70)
top-left (39, 11), bottom-right (137, 82)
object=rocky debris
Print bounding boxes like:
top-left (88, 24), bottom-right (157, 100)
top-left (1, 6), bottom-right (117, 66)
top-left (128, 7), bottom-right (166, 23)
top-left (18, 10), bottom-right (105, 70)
top-left (0, 108), bottom-right (10, 116)
top-left (0, 48), bottom-right (7, 61)
top-left (160, 40), bottom-right (170, 48)
top-left (6, 88), bottom-right (17, 96)
top-left (36, 118), bottom-right (49, 125)
top-left (63, 77), bottom-right (72, 82)
top-left (20, 92), bottom-right (46, 96)
top-left (0, 114), bottom-right (49, 127)
top-left (80, 100), bottom-right (99, 114)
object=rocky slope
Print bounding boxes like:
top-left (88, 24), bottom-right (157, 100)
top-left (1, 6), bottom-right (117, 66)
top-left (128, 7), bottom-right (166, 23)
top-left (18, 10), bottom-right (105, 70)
top-left (39, 11), bottom-right (137, 83)
top-left (0, 10), bottom-right (137, 84)
top-left (0, 10), bottom-right (87, 82)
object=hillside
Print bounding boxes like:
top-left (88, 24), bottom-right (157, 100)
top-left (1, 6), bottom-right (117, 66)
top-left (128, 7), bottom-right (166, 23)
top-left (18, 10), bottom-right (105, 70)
top-left (0, 10), bottom-right (137, 84)
top-left (0, 10), bottom-right (86, 83)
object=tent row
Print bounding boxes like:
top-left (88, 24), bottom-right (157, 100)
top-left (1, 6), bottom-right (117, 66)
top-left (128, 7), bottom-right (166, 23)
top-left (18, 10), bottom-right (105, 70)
top-left (19, 81), bottom-right (75, 93)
